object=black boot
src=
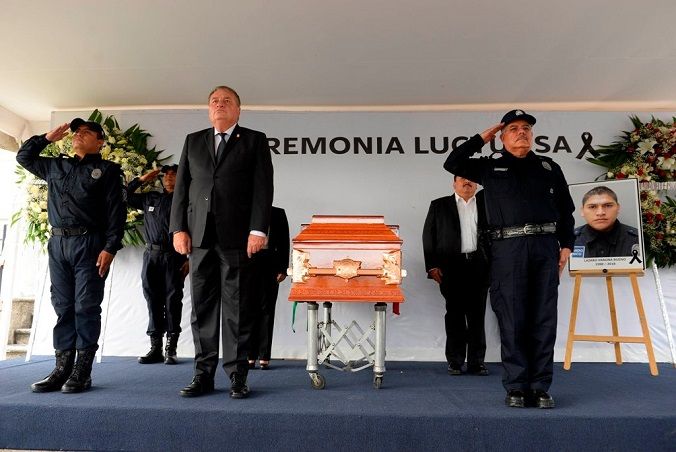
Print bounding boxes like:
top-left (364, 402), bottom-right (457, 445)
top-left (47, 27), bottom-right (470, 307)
top-left (164, 333), bottom-right (179, 365)
top-left (61, 347), bottom-right (97, 393)
top-left (31, 349), bottom-right (75, 393)
top-left (138, 334), bottom-right (164, 364)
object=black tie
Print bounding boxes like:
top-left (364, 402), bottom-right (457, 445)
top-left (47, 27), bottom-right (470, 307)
top-left (216, 132), bottom-right (227, 159)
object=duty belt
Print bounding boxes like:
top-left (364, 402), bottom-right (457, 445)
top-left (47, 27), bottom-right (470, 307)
top-left (52, 226), bottom-right (89, 237)
top-left (490, 222), bottom-right (557, 240)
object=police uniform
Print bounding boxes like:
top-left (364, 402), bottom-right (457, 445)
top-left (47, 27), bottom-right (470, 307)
top-left (17, 128), bottom-right (125, 392)
top-left (444, 125), bottom-right (575, 401)
top-left (127, 172), bottom-right (187, 363)
top-left (574, 221), bottom-right (639, 258)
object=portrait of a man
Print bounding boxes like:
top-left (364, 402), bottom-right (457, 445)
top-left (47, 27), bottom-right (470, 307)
top-left (574, 185), bottom-right (639, 258)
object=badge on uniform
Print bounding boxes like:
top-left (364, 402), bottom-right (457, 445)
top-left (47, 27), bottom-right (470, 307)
top-left (572, 246), bottom-right (585, 258)
top-left (494, 167), bottom-right (508, 172)
top-left (148, 206), bottom-right (155, 212)
top-left (542, 161), bottom-right (552, 171)
top-left (91, 168), bottom-right (102, 179)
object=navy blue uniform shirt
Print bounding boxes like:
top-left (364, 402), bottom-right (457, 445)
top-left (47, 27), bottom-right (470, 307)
top-left (126, 177), bottom-right (178, 247)
top-left (444, 134), bottom-right (576, 250)
top-left (16, 134), bottom-right (126, 254)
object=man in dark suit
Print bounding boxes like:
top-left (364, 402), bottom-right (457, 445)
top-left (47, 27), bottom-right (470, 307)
top-left (423, 176), bottom-right (490, 376)
top-left (247, 206), bottom-right (290, 370)
top-left (170, 85), bottom-right (274, 399)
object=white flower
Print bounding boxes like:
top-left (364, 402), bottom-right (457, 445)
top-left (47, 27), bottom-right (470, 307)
top-left (657, 156), bottom-right (675, 170)
top-left (637, 139), bottom-right (657, 155)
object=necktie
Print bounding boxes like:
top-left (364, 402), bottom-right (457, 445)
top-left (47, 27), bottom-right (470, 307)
top-left (216, 132), bottom-right (227, 159)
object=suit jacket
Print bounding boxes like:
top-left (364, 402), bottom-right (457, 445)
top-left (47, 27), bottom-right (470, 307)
top-left (260, 206), bottom-right (290, 275)
top-left (169, 124), bottom-right (274, 250)
top-left (422, 190), bottom-right (489, 273)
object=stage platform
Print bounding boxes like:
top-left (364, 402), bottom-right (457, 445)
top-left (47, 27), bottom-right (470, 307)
top-left (1, 357), bottom-right (674, 451)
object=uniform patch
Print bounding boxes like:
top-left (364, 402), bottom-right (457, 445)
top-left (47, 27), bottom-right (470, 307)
top-left (148, 206), bottom-right (155, 212)
top-left (542, 161), bottom-right (552, 171)
top-left (572, 246), bottom-right (585, 258)
top-left (91, 168), bottom-right (102, 179)
top-left (494, 167), bottom-right (508, 172)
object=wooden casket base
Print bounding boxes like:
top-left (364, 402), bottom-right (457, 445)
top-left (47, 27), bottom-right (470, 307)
top-left (288, 276), bottom-right (404, 303)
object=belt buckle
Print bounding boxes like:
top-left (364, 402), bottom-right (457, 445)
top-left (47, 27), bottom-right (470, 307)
top-left (523, 224), bottom-right (541, 235)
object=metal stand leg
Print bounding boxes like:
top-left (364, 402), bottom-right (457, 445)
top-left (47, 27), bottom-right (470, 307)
top-left (307, 302), bottom-right (325, 389)
top-left (373, 303), bottom-right (387, 389)
top-left (323, 302), bottom-right (332, 362)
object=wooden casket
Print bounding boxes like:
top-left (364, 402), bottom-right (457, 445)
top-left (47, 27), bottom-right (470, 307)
top-left (288, 215), bottom-right (406, 303)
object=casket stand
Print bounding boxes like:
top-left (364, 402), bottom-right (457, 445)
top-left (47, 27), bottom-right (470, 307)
top-left (288, 215), bottom-right (406, 389)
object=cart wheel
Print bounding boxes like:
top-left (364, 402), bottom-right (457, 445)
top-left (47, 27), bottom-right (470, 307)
top-left (309, 372), bottom-right (326, 390)
top-left (373, 375), bottom-right (383, 389)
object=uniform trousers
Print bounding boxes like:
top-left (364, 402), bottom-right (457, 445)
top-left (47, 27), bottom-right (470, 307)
top-left (489, 235), bottom-right (560, 392)
top-left (141, 249), bottom-right (184, 336)
top-left (48, 233), bottom-right (106, 351)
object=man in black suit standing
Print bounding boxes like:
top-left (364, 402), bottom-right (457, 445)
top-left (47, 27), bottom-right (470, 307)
top-left (423, 176), bottom-right (490, 376)
top-left (247, 206), bottom-right (290, 370)
top-left (170, 85), bottom-right (274, 399)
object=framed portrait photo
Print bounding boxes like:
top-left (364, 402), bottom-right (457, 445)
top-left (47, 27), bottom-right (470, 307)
top-left (568, 178), bottom-right (645, 271)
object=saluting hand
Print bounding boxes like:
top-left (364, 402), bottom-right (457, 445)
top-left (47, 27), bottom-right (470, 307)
top-left (480, 123), bottom-right (504, 144)
top-left (139, 169), bottom-right (161, 183)
top-left (45, 123), bottom-right (71, 143)
top-left (96, 250), bottom-right (115, 277)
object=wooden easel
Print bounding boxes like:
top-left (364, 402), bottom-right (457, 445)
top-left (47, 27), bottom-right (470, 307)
top-left (563, 269), bottom-right (658, 376)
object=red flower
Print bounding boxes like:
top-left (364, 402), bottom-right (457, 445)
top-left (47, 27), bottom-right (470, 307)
top-left (656, 213), bottom-right (665, 221)
top-left (616, 172), bottom-right (626, 179)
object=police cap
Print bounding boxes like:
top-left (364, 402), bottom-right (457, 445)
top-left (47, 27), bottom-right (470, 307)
top-left (70, 118), bottom-right (105, 139)
top-left (501, 109), bottom-right (536, 127)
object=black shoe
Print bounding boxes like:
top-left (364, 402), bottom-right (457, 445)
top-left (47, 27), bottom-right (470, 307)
top-left (447, 363), bottom-right (463, 375)
top-left (164, 334), bottom-right (179, 365)
top-left (61, 347), bottom-right (97, 394)
top-left (467, 363), bottom-right (489, 376)
top-left (230, 373), bottom-right (249, 399)
top-left (138, 335), bottom-right (164, 364)
top-left (259, 361), bottom-right (270, 370)
top-left (505, 389), bottom-right (526, 408)
top-left (529, 390), bottom-right (555, 409)
top-left (248, 361), bottom-right (256, 370)
top-left (179, 375), bottom-right (214, 397)
top-left (31, 349), bottom-right (75, 393)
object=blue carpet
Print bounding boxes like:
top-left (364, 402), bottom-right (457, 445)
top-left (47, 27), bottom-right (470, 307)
top-left (0, 357), bottom-right (674, 451)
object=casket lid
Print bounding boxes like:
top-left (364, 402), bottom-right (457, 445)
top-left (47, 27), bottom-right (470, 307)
top-left (292, 215), bottom-right (401, 244)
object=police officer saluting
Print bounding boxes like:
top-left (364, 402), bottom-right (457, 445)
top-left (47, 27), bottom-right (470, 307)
top-left (17, 119), bottom-right (126, 393)
top-left (444, 110), bottom-right (575, 408)
top-left (126, 164), bottom-right (188, 364)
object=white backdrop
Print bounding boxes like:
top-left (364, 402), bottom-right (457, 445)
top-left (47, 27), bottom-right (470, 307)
top-left (28, 109), bottom-right (676, 363)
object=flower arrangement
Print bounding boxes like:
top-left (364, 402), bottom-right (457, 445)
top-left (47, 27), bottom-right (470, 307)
top-left (588, 116), bottom-right (676, 267)
top-left (13, 110), bottom-right (167, 247)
